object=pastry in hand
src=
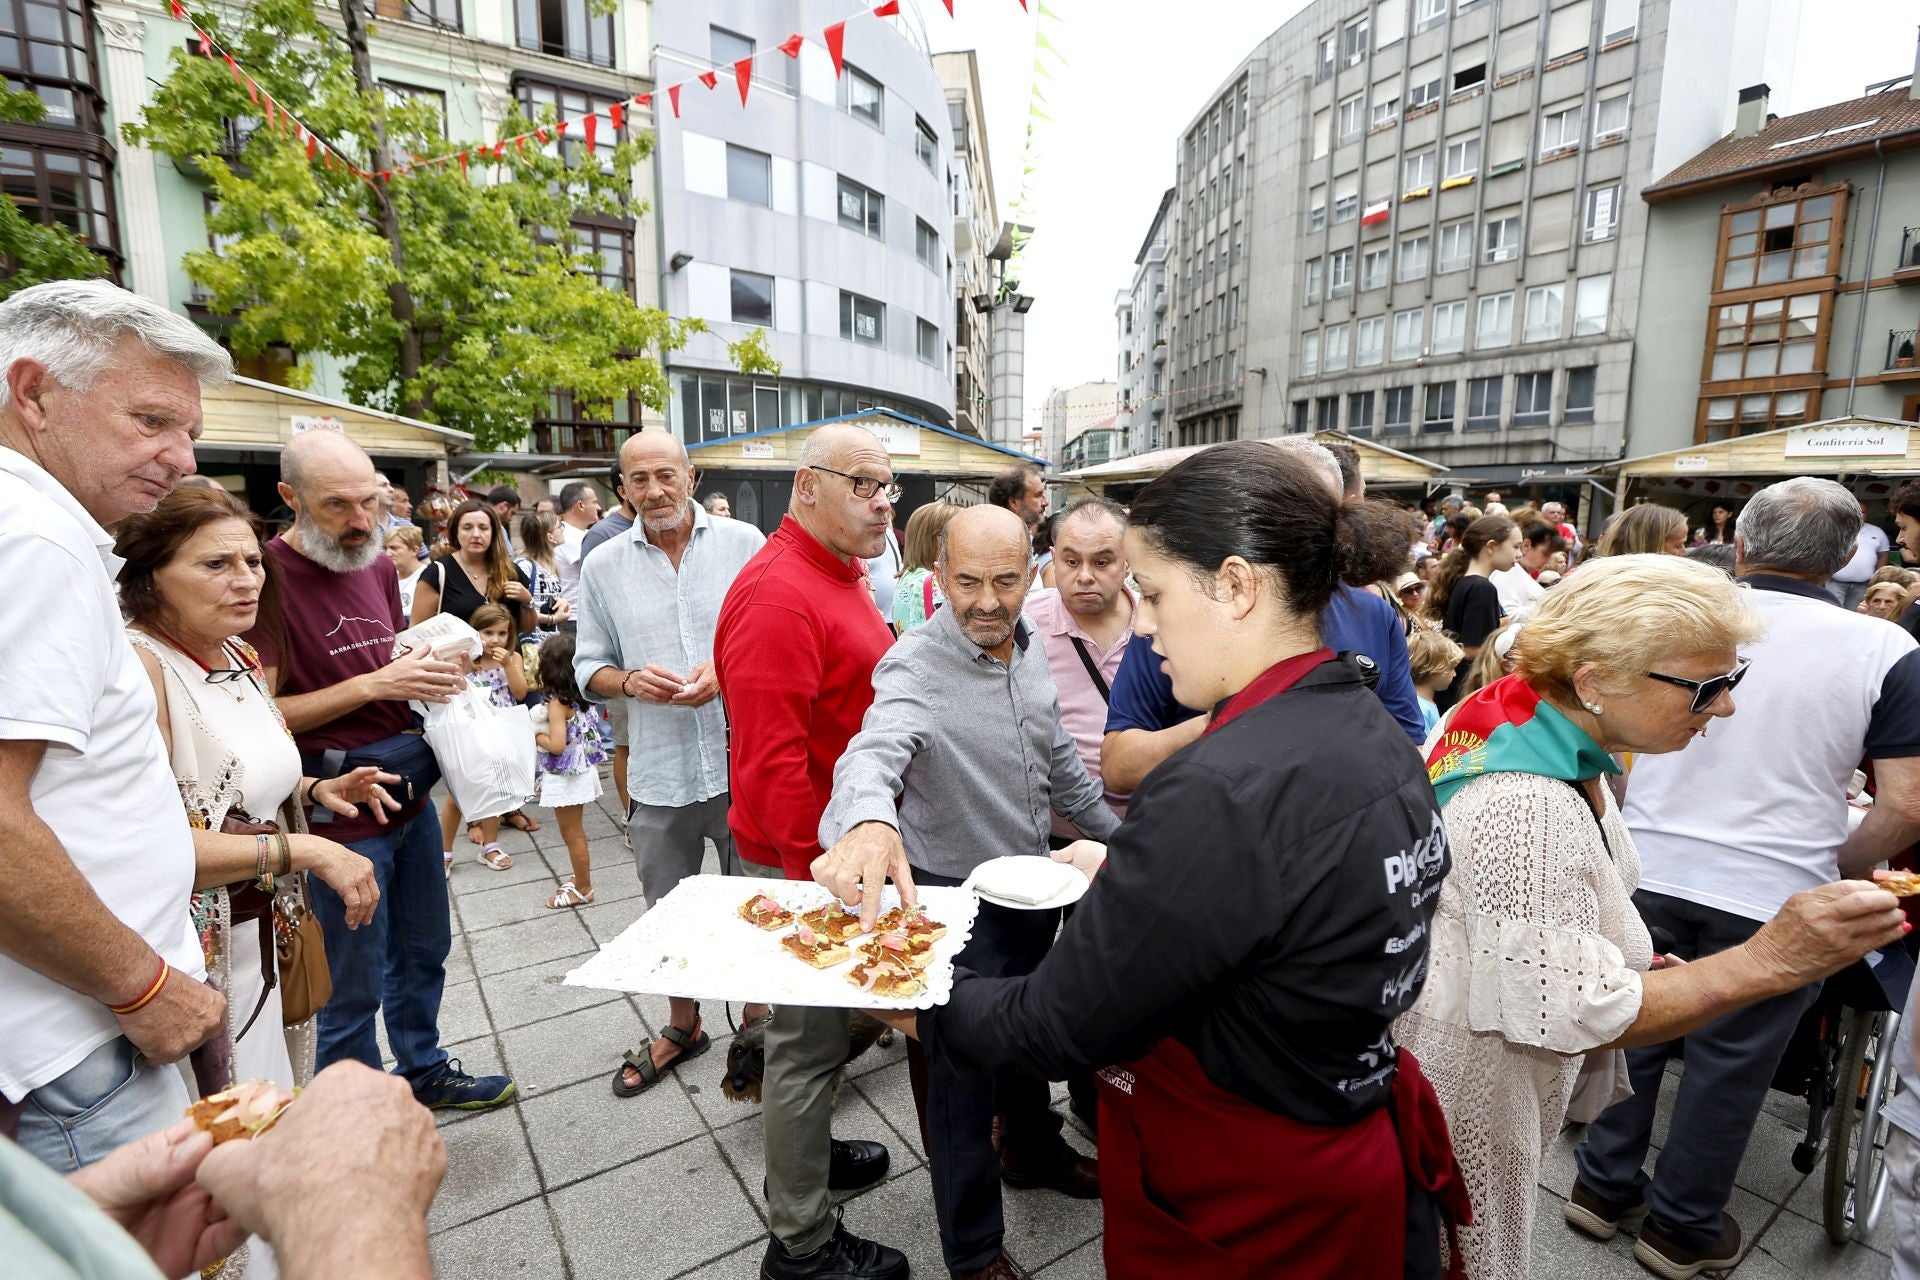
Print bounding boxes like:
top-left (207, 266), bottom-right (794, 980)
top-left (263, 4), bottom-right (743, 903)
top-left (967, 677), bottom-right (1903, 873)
top-left (739, 894), bottom-right (795, 930)
top-left (185, 1080), bottom-right (296, 1144)
top-left (1877, 870), bottom-right (1920, 897)
top-left (781, 922), bottom-right (852, 968)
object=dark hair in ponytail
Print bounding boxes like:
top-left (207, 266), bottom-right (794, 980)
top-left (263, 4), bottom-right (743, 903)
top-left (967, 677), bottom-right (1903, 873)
top-left (1128, 440), bottom-right (1412, 618)
top-left (536, 632), bottom-right (588, 712)
top-left (1424, 514), bottom-right (1517, 622)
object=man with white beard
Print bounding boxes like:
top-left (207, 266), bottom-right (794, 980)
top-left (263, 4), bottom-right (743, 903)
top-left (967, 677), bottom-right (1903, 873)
top-left (247, 429), bottom-right (518, 1110)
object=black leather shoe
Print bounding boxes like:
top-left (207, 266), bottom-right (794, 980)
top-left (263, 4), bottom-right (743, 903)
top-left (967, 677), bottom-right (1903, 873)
top-left (827, 1138), bottom-right (890, 1192)
top-left (762, 1213), bottom-right (909, 1280)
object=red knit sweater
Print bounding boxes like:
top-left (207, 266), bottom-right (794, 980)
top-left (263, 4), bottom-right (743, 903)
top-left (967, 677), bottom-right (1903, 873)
top-left (714, 516), bottom-right (893, 878)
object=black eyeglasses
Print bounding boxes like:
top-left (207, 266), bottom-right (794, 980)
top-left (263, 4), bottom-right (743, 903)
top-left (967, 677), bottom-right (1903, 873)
top-left (809, 465), bottom-right (901, 504)
top-left (1645, 659), bottom-right (1750, 713)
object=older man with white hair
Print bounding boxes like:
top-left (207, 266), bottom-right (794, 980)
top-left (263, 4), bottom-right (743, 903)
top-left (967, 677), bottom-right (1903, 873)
top-left (0, 281), bottom-right (230, 1169)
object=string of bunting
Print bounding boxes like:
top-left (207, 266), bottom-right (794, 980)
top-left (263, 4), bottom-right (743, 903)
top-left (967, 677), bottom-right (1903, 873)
top-left (162, 0), bottom-right (1025, 187)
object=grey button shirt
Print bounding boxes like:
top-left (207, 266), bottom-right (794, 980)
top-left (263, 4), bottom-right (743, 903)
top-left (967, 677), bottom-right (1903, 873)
top-left (819, 604), bottom-right (1120, 880)
top-left (573, 501), bottom-right (765, 809)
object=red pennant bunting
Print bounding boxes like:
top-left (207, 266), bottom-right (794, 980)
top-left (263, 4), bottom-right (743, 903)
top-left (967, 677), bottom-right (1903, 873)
top-left (458, 150), bottom-right (468, 177)
top-left (380, 170), bottom-right (392, 182)
top-left (515, 135), bottom-right (527, 154)
top-left (636, 93), bottom-right (651, 109)
top-left (941, 0), bottom-right (953, 12)
top-left (779, 34), bottom-right (804, 58)
top-left (198, 30), bottom-right (212, 56)
top-left (246, 76), bottom-right (258, 105)
top-left (825, 22), bottom-right (846, 76)
top-left (1017, 0), bottom-right (1027, 8)
top-left (874, 0), bottom-right (901, 15)
top-left (534, 126), bottom-right (550, 143)
top-left (609, 101), bottom-right (625, 132)
top-left (305, 134), bottom-right (317, 159)
top-left (667, 85), bottom-right (681, 118)
top-left (222, 53), bottom-right (242, 84)
top-left (735, 57), bottom-right (753, 105)
top-left (555, 120), bottom-right (569, 137)
top-left (168, 0), bottom-right (185, 17)
top-left (583, 113), bottom-right (598, 151)
top-left (263, 97), bottom-right (275, 127)
top-left (698, 70), bottom-right (718, 90)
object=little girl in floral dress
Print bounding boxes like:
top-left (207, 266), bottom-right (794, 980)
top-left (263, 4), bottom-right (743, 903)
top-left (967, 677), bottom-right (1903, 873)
top-left (442, 603), bottom-right (528, 874)
top-left (535, 632), bottom-right (611, 908)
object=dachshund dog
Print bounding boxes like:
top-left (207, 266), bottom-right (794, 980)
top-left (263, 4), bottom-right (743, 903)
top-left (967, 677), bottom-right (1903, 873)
top-left (721, 1008), bottom-right (896, 1104)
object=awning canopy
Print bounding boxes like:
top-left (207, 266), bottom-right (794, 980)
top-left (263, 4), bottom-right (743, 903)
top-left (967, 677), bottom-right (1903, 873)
top-left (1608, 417), bottom-right (1920, 479)
top-left (688, 408), bottom-right (1048, 477)
top-left (1056, 430), bottom-right (1448, 488)
top-left (196, 376), bottom-right (473, 460)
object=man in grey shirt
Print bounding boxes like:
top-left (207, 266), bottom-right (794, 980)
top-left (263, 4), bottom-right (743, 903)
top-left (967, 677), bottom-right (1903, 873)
top-left (818, 504), bottom-right (1115, 1280)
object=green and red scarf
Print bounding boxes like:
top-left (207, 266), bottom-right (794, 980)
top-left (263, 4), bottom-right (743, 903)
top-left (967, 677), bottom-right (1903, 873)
top-left (1425, 674), bottom-right (1620, 807)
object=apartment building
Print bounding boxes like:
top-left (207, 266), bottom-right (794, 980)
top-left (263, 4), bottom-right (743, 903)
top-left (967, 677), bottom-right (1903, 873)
top-left (1040, 379), bottom-right (1117, 465)
top-left (1114, 187), bottom-right (1173, 458)
top-left (1165, 0), bottom-right (1798, 491)
top-left (652, 0), bottom-right (955, 445)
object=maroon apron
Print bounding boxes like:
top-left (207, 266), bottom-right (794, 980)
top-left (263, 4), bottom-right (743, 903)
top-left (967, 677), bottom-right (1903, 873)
top-left (1089, 650), bottom-right (1472, 1278)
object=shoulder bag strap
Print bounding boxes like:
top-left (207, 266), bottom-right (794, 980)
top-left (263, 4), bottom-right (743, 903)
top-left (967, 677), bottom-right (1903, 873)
top-left (922, 572), bottom-right (935, 618)
top-left (1069, 636), bottom-right (1112, 704)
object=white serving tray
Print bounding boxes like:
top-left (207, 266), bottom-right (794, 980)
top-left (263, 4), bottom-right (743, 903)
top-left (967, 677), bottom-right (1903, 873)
top-left (564, 874), bottom-right (980, 1010)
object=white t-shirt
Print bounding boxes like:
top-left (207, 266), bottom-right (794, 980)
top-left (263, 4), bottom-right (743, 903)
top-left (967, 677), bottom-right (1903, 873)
top-left (0, 450), bottom-right (203, 1101)
top-left (1489, 564), bottom-right (1546, 619)
top-left (864, 526), bottom-right (902, 617)
top-left (396, 568), bottom-right (424, 620)
top-left (1833, 524), bottom-right (1891, 584)
top-left (1626, 577), bottom-right (1920, 922)
top-left (555, 522), bottom-right (588, 604)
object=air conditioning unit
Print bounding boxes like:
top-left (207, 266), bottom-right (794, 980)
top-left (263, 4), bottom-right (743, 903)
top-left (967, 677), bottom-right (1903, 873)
top-left (1485, 246), bottom-right (1518, 263)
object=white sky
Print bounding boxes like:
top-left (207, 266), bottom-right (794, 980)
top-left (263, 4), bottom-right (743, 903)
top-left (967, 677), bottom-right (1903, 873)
top-left (916, 0), bottom-right (1920, 442)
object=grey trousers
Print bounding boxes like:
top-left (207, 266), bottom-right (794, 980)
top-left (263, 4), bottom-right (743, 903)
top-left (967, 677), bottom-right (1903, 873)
top-left (1890, 1126), bottom-right (1920, 1280)
top-left (627, 793), bottom-right (733, 907)
top-left (738, 858), bottom-right (847, 1254)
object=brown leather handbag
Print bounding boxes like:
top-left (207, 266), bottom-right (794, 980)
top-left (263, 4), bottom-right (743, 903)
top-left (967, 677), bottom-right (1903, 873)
top-left (218, 810), bottom-right (331, 1030)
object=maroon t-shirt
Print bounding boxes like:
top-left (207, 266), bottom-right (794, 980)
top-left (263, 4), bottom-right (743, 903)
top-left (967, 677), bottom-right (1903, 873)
top-left (250, 535), bottom-right (422, 841)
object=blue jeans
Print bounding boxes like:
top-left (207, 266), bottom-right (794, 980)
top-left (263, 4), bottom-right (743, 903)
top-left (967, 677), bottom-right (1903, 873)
top-left (16, 1036), bottom-right (192, 1172)
top-left (310, 802), bottom-right (450, 1082)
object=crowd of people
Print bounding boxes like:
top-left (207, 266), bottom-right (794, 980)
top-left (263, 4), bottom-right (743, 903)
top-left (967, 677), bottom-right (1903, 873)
top-left (6, 277), bottom-right (1920, 1280)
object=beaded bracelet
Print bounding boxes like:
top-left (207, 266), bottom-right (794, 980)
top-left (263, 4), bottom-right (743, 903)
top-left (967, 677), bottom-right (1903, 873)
top-left (108, 956), bottom-right (170, 1015)
top-left (255, 834), bottom-right (272, 884)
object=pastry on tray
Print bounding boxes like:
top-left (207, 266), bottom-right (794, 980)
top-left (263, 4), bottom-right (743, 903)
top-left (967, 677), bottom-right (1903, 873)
top-left (781, 922), bottom-right (853, 968)
top-left (185, 1080), bottom-right (296, 1144)
top-left (847, 950), bottom-right (929, 999)
top-left (797, 900), bottom-right (868, 944)
top-left (739, 893), bottom-right (796, 930)
top-left (873, 905), bottom-right (947, 943)
top-left (858, 929), bottom-right (934, 969)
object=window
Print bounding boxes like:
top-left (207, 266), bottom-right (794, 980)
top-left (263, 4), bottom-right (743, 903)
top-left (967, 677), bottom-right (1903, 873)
top-left (1719, 191), bottom-right (1841, 288)
top-left (1476, 291), bottom-right (1514, 347)
top-left (1325, 324), bottom-right (1351, 371)
top-left (1528, 191), bottom-right (1573, 254)
top-left (1466, 376), bottom-right (1502, 430)
top-left (917, 318), bottom-right (940, 365)
top-left (1229, 286), bottom-right (1241, 329)
top-left (1444, 136), bottom-right (1479, 181)
top-left (517, 79), bottom-right (626, 186)
top-left (1496, 19), bottom-right (1538, 75)
top-left (1356, 316), bottom-right (1385, 366)
top-left (1423, 382), bottom-right (1456, 432)
top-left (1371, 92), bottom-right (1401, 129)
top-left (915, 117), bottom-right (939, 172)
top-left (567, 222), bottom-right (631, 293)
top-left (1583, 184), bottom-right (1620, 242)
top-left (1347, 391), bottom-right (1376, 435)
top-left (1415, 0), bottom-right (1446, 32)
top-left (1318, 33), bottom-right (1337, 81)
top-left (1308, 185), bottom-right (1327, 231)
top-left (1703, 390), bottom-right (1811, 438)
top-left (730, 270), bottom-right (774, 326)
top-left (1302, 330), bottom-right (1321, 376)
top-left (1438, 220), bottom-right (1472, 272)
top-left (1541, 102), bottom-right (1584, 155)
top-left (1593, 90), bottom-right (1630, 141)
top-left (1403, 149), bottom-right (1435, 191)
top-left (711, 25), bottom-right (754, 67)
top-left (727, 144), bottom-right (771, 206)
top-left (1314, 396), bottom-right (1340, 430)
top-left (1329, 247), bottom-right (1355, 295)
top-left (1707, 295), bottom-right (1821, 380)
top-left (1376, 0), bottom-right (1406, 46)
top-left (1344, 14), bottom-right (1370, 64)
top-left (1483, 212), bottom-right (1521, 262)
top-left (2, 141), bottom-right (118, 261)
top-left (1294, 400), bottom-right (1311, 432)
top-left (1431, 301), bottom-right (1466, 353)
top-left (1574, 275), bottom-right (1610, 335)
top-left (1513, 371), bottom-right (1553, 425)
top-left (916, 218), bottom-right (939, 271)
top-left (840, 291), bottom-right (884, 346)
top-left (1384, 385), bottom-right (1415, 434)
top-left (1565, 366), bottom-right (1596, 422)
top-left (516, 0), bottom-right (613, 65)
top-left (1334, 190), bottom-right (1359, 223)
top-left (1304, 257), bottom-right (1324, 302)
top-left (837, 176), bottom-right (884, 239)
top-left (1339, 93), bottom-right (1366, 140)
top-left (379, 0), bottom-right (459, 29)
top-left (1407, 61), bottom-right (1443, 109)
top-left (1397, 233), bottom-right (1429, 282)
top-left (1451, 59), bottom-right (1486, 93)
top-left (1393, 308), bottom-right (1425, 360)
top-left (1547, 0), bottom-right (1593, 58)
top-left (380, 82), bottom-right (447, 139)
top-left (1362, 245), bottom-right (1390, 290)
top-left (840, 64), bottom-right (884, 128)
top-left (1523, 283), bottom-right (1564, 342)
top-left (1602, 0), bottom-right (1637, 41)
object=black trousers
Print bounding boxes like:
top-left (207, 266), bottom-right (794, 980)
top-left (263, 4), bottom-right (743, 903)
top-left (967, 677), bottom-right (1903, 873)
top-left (907, 868), bottom-right (1066, 1272)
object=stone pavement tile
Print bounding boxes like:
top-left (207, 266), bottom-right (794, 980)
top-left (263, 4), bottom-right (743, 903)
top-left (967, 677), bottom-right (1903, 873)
top-left (520, 1071), bottom-right (708, 1190)
top-left (436, 978), bottom-right (492, 1047)
top-left (1035, 1238), bottom-right (1106, 1278)
top-left (678, 1242), bottom-right (768, 1279)
top-left (849, 1059), bottom-right (927, 1160)
top-left (1540, 1124), bottom-right (1663, 1200)
top-left (849, 1027), bottom-right (909, 1078)
top-left (1747, 1203), bottom-right (1893, 1278)
top-left (565, 861), bottom-right (649, 905)
top-left (712, 1088), bottom-right (919, 1217)
top-left (449, 843), bottom-right (555, 890)
top-left (479, 947), bottom-right (615, 1032)
top-left (428, 1196), bottom-right (566, 1279)
top-left (580, 891), bottom-right (653, 946)
top-left (839, 1166), bottom-right (947, 1274)
top-left (550, 1138), bottom-right (765, 1280)
top-left (443, 943), bottom-right (478, 989)
top-left (468, 911), bottom-right (596, 977)
top-left (1732, 1108), bottom-right (1819, 1206)
top-left (1783, 1164), bottom-right (1899, 1257)
top-left (427, 1104), bottom-right (542, 1233)
top-left (1000, 1175), bottom-right (1104, 1270)
top-left (498, 998), bottom-right (652, 1097)
top-left (432, 1033), bottom-right (513, 1128)
top-left (455, 878), bottom-right (571, 933)
top-left (1528, 1187), bottom-right (1658, 1279)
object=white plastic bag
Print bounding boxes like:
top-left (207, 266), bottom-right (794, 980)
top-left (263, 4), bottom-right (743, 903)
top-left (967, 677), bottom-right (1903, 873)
top-left (419, 685), bottom-right (536, 821)
top-left (392, 614), bottom-right (483, 665)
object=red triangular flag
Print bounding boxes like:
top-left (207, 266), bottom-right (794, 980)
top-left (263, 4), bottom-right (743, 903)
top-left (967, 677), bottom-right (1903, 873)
top-left (323, 151), bottom-right (333, 170)
top-left (825, 22), bottom-right (846, 76)
top-left (263, 97), bottom-right (275, 127)
top-left (555, 120), bottom-right (569, 137)
top-left (458, 150), bottom-right (468, 177)
top-left (636, 93), bottom-right (650, 109)
top-left (246, 76), bottom-right (258, 105)
top-left (222, 53), bottom-right (242, 84)
top-left (699, 70), bottom-right (718, 90)
top-left (583, 113), bottom-right (598, 151)
top-left (168, 0), bottom-right (185, 17)
top-left (780, 34), bottom-right (804, 58)
top-left (941, 0), bottom-right (953, 12)
top-left (534, 126), bottom-right (549, 143)
top-left (515, 135), bottom-right (527, 153)
top-left (305, 134), bottom-right (317, 160)
top-left (874, 0), bottom-right (901, 15)
top-left (198, 30), bottom-right (212, 56)
top-left (667, 85), bottom-right (681, 118)
top-left (735, 57), bottom-right (753, 105)
top-left (609, 101), bottom-right (625, 132)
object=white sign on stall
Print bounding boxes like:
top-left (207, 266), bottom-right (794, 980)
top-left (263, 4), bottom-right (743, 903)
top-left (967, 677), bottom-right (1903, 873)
top-left (1672, 456), bottom-right (1712, 472)
top-left (867, 422), bottom-right (922, 457)
top-left (289, 415), bottom-right (344, 435)
top-left (1783, 425), bottom-right (1911, 459)
top-left (740, 440), bottom-right (775, 459)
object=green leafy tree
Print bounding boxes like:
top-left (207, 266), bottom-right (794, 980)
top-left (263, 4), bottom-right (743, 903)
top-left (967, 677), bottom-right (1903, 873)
top-left (0, 87), bottom-right (110, 298)
top-left (125, 0), bottom-right (777, 450)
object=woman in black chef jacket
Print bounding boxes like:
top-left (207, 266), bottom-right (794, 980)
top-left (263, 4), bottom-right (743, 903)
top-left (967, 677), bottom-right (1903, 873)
top-left (870, 442), bottom-right (1472, 1280)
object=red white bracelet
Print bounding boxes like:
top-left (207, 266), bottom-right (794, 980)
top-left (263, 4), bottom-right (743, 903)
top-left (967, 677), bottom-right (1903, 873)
top-left (108, 956), bottom-right (170, 1015)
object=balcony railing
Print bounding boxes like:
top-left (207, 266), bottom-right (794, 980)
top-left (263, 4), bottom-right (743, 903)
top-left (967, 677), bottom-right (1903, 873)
top-left (1896, 228), bottom-right (1920, 280)
top-left (531, 422), bottom-right (629, 457)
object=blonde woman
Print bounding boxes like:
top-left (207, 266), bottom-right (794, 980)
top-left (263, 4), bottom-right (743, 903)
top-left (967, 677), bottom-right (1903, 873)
top-left (1597, 503), bottom-right (1688, 557)
top-left (1397, 555), bottom-right (1907, 1279)
top-left (891, 500), bottom-right (961, 633)
top-left (384, 523), bottom-right (425, 618)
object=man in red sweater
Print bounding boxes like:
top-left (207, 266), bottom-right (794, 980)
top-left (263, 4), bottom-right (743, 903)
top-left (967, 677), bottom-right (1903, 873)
top-left (714, 423), bottom-right (907, 1280)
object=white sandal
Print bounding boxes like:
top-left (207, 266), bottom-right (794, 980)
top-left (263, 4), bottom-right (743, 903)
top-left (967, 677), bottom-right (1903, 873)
top-left (546, 881), bottom-right (595, 909)
top-left (478, 845), bottom-right (513, 871)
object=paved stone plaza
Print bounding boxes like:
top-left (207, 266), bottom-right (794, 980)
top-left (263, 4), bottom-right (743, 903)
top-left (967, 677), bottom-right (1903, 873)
top-left (415, 779), bottom-right (1899, 1279)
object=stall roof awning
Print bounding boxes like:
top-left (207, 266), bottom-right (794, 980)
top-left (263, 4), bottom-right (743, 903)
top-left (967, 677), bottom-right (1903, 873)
top-left (687, 408), bottom-right (1049, 475)
top-left (1057, 430), bottom-right (1448, 486)
top-left (198, 377), bottom-right (473, 459)
top-left (1608, 417), bottom-right (1920, 478)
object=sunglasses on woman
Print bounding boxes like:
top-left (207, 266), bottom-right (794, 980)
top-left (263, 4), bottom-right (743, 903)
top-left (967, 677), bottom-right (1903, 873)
top-left (1644, 659), bottom-right (1750, 713)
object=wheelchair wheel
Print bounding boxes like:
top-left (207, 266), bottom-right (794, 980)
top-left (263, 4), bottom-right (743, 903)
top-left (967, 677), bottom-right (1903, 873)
top-left (1822, 1008), bottom-right (1899, 1243)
